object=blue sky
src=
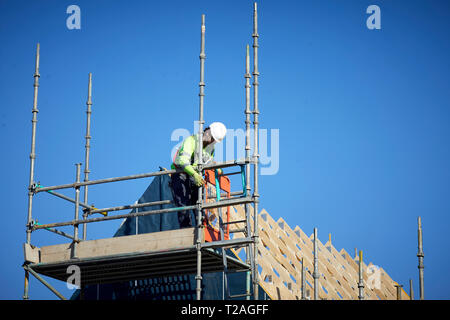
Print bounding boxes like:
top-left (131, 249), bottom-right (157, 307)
top-left (1, 0), bottom-right (449, 299)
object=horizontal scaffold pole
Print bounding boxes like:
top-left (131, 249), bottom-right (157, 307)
top-left (89, 199), bottom-right (172, 214)
top-left (32, 196), bottom-right (255, 231)
top-left (202, 196), bottom-right (254, 209)
top-left (35, 169), bottom-right (178, 193)
top-left (33, 205), bottom-right (195, 230)
top-left (35, 159), bottom-right (253, 194)
top-left (203, 159), bottom-right (253, 170)
top-left (201, 237), bottom-right (254, 249)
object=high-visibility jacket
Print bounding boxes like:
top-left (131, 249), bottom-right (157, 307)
top-left (171, 133), bottom-right (215, 175)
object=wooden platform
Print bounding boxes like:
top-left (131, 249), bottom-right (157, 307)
top-left (24, 228), bottom-right (249, 286)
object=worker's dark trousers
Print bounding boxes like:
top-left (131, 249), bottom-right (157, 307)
top-left (170, 172), bottom-right (198, 228)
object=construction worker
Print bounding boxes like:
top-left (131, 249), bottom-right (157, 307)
top-left (170, 122), bottom-right (227, 228)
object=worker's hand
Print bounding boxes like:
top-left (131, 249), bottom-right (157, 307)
top-left (192, 172), bottom-right (206, 187)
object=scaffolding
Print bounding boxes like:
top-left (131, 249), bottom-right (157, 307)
top-left (23, 3), bottom-right (262, 300)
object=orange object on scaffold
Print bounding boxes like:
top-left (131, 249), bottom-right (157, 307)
top-left (203, 170), bottom-right (231, 242)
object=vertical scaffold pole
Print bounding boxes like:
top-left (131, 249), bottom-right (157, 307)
top-left (409, 278), bottom-right (414, 300)
top-left (417, 216), bottom-right (424, 300)
top-left (313, 227), bottom-right (319, 300)
top-left (301, 257), bottom-right (306, 300)
top-left (73, 163), bottom-right (82, 258)
top-left (26, 43), bottom-right (40, 244)
top-left (244, 44), bottom-right (254, 300)
top-left (196, 14), bottom-right (206, 301)
top-left (82, 73), bottom-right (93, 240)
top-left (24, 43), bottom-right (40, 300)
top-left (252, 1), bottom-right (260, 300)
top-left (358, 250), bottom-right (365, 300)
top-left (395, 284), bottom-right (403, 300)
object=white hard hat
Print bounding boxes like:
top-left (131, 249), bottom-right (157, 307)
top-left (209, 122), bottom-right (227, 143)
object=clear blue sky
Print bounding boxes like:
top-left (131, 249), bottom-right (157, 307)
top-left (1, 0), bottom-right (449, 300)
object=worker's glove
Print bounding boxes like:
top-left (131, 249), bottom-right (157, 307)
top-left (192, 172), bottom-right (206, 187)
top-left (184, 165), bottom-right (206, 187)
top-left (216, 168), bottom-right (223, 176)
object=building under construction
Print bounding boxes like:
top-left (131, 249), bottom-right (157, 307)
top-left (22, 3), bottom-right (420, 300)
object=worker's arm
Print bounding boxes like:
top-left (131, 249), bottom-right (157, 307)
top-left (174, 135), bottom-right (205, 186)
top-left (174, 135), bottom-right (196, 173)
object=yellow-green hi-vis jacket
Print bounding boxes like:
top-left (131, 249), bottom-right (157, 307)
top-left (171, 133), bottom-right (215, 177)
